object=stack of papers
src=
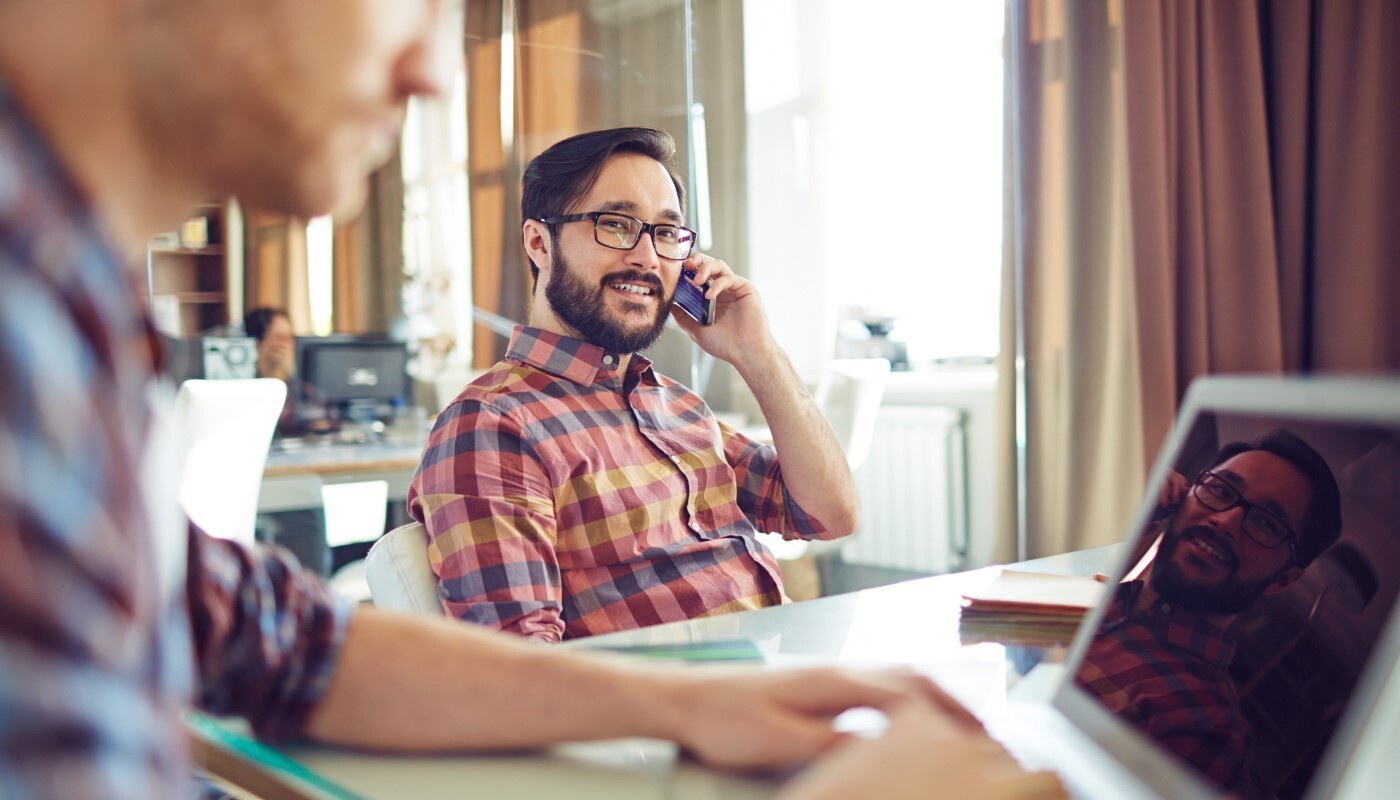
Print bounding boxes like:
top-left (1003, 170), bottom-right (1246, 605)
top-left (959, 570), bottom-right (1107, 645)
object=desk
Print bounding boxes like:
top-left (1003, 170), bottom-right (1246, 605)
top-left (262, 436), bottom-right (425, 489)
top-left (249, 547), bottom-right (1120, 799)
top-left (259, 435), bottom-right (426, 522)
top-left (257, 436), bottom-right (428, 575)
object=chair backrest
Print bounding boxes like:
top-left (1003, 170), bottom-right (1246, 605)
top-left (321, 480), bottom-right (389, 548)
top-left (175, 378), bottom-right (286, 545)
top-left (814, 358), bottom-right (891, 471)
top-left (364, 521), bottom-right (443, 615)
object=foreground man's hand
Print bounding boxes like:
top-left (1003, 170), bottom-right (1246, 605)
top-left (653, 666), bottom-right (977, 771)
top-left (777, 696), bottom-right (1068, 800)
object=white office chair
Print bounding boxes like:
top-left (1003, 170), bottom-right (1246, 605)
top-left (364, 521), bottom-right (444, 615)
top-left (175, 378), bottom-right (286, 546)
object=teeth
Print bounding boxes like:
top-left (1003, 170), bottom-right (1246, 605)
top-left (611, 283), bottom-right (652, 296)
top-left (1192, 535), bottom-right (1231, 565)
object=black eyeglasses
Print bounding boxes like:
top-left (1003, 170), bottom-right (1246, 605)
top-left (539, 212), bottom-right (697, 261)
top-left (1192, 470), bottom-right (1298, 561)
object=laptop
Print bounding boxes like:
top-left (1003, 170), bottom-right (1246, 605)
top-left (985, 375), bottom-right (1400, 800)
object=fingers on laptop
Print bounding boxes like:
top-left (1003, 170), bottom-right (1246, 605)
top-left (779, 696), bottom-right (1067, 800)
top-left (799, 665), bottom-right (982, 729)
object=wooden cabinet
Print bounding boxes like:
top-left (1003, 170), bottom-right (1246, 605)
top-left (148, 200), bottom-right (244, 336)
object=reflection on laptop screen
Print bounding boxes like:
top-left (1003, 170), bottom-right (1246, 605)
top-left (1073, 408), bottom-right (1400, 799)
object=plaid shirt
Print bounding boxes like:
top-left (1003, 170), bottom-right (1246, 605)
top-left (409, 326), bottom-right (835, 641)
top-left (0, 76), bottom-right (349, 799)
top-left (1074, 580), bottom-right (1250, 791)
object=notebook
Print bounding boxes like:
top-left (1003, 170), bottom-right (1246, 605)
top-left (987, 376), bottom-right (1400, 800)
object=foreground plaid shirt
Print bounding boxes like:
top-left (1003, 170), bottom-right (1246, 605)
top-left (1074, 580), bottom-right (1249, 791)
top-left (0, 76), bottom-right (349, 799)
top-left (409, 326), bottom-right (835, 641)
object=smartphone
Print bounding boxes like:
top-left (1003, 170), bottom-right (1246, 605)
top-left (673, 268), bottom-right (716, 326)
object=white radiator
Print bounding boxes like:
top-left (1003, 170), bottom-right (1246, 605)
top-left (841, 405), bottom-right (969, 574)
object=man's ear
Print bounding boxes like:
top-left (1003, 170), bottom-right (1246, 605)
top-left (1263, 565), bottom-right (1305, 596)
top-left (523, 220), bottom-right (552, 276)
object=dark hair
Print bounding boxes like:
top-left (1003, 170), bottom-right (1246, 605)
top-left (520, 127), bottom-right (686, 285)
top-left (1207, 429), bottom-right (1342, 568)
top-left (243, 307), bottom-right (289, 343)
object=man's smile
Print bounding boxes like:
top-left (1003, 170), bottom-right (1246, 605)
top-left (609, 281), bottom-right (656, 297)
top-left (1179, 528), bottom-right (1239, 571)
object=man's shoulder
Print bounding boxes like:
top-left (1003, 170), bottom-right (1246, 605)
top-left (463, 360), bottom-right (566, 398)
top-left (441, 360), bottom-right (577, 419)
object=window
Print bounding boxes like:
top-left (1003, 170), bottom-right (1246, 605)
top-left (743, 1), bottom-right (1005, 371)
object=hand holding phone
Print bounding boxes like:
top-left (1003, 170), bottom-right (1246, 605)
top-left (674, 267), bottom-right (716, 326)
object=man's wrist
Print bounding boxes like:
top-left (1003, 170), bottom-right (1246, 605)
top-left (629, 669), bottom-right (696, 743)
top-left (729, 337), bottom-right (786, 383)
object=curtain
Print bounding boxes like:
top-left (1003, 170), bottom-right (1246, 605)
top-left (465, 1), bottom-right (592, 369)
top-left (244, 212), bottom-right (310, 331)
top-left (1124, 0), bottom-right (1400, 464)
top-left (1005, 0), bottom-right (1145, 558)
top-left (333, 161), bottom-right (404, 335)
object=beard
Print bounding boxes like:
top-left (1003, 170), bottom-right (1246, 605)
top-left (1151, 521), bottom-right (1289, 616)
top-left (544, 247), bottom-right (672, 354)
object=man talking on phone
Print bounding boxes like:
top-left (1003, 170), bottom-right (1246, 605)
top-left (409, 127), bottom-right (859, 641)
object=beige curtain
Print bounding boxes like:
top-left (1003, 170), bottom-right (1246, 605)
top-left (465, 2), bottom-right (593, 368)
top-left (244, 211), bottom-right (311, 330)
top-left (1005, 0), bottom-right (1400, 560)
top-left (1124, 0), bottom-right (1400, 464)
top-left (1005, 0), bottom-right (1145, 559)
top-left (328, 161), bottom-right (404, 334)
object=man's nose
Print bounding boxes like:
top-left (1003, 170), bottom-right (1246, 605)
top-left (625, 232), bottom-right (663, 271)
top-left (1208, 504), bottom-right (1250, 536)
top-left (397, 9), bottom-right (460, 100)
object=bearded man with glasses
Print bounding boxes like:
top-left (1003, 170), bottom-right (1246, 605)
top-left (409, 127), bottom-right (860, 642)
top-left (1075, 429), bottom-right (1343, 792)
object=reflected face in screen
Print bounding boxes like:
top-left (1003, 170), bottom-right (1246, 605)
top-left (1073, 416), bottom-right (1400, 799)
top-left (1153, 450), bottom-right (1311, 616)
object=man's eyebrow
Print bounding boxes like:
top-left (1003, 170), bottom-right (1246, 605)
top-left (596, 199), bottom-right (684, 224)
top-left (1219, 468), bottom-right (1296, 524)
top-left (596, 199), bottom-right (639, 214)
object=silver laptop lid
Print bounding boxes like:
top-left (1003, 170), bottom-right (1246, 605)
top-left (1052, 375), bottom-right (1400, 800)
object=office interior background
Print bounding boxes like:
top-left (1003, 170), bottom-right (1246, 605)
top-left (150, 0), bottom-right (1398, 595)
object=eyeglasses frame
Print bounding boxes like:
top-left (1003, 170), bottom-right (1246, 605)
top-left (538, 212), bottom-right (697, 261)
top-left (1191, 469), bottom-right (1299, 564)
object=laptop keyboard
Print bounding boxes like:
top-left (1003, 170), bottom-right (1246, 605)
top-left (986, 707), bottom-right (1150, 800)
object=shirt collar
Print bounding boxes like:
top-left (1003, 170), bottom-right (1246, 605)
top-left (505, 326), bottom-right (655, 387)
top-left (1107, 580), bottom-right (1237, 670)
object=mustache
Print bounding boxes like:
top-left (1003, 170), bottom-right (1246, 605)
top-left (600, 270), bottom-right (665, 295)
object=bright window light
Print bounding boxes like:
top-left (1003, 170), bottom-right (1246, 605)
top-left (825, 2), bottom-right (1004, 361)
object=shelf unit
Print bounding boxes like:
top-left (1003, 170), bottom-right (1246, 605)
top-left (147, 200), bottom-right (244, 336)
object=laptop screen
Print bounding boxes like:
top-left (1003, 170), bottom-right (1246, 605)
top-left (1066, 382), bottom-right (1400, 799)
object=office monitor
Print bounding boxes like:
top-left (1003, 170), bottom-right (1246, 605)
top-left (297, 336), bottom-right (410, 420)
